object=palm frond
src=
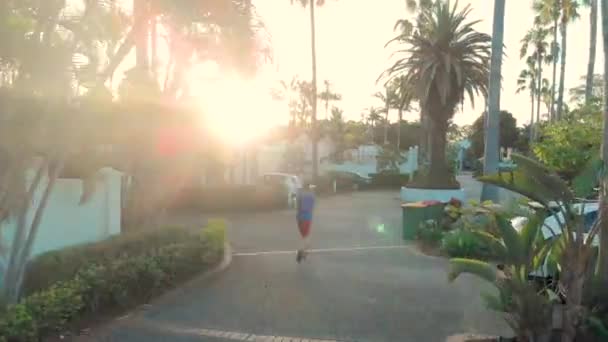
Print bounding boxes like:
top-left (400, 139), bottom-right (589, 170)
top-left (448, 258), bottom-right (497, 283)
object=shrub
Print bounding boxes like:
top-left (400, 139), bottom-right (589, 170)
top-left (406, 167), bottom-right (460, 189)
top-left (415, 220), bottom-right (444, 247)
top-left (368, 172), bottom-right (410, 188)
top-left (441, 229), bottom-right (491, 259)
top-left (171, 185), bottom-right (288, 212)
top-left (24, 225), bottom-right (197, 295)
top-left (3, 221), bottom-right (225, 341)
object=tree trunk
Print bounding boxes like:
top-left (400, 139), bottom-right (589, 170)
top-left (598, 0), bottom-right (608, 288)
top-left (428, 116), bottom-right (449, 186)
top-left (550, 6), bottom-right (559, 121)
top-left (481, 0), bottom-right (505, 203)
top-left (530, 88), bottom-right (536, 144)
top-left (2, 163), bottom-right (46, 302)
top-left (134, 0), bottom-right (149, 71)
top-left (12, 160), bottom-right (64, 299)
top-left (556, 21), bottom-right (567, 120)
top-left (536, 53), bottom-right (543, 138)
top-left (384, 89), bottom-right (390, 145)
top-left (309, 1), bottom-right (318, 183)
top-left (586, 0), bottom-right (598, 104)
top-left (397, 107), bottom-right (403, 151)
top-left (150, 13), bottom-right (158, 80)
top-left (420, 109), bottom-right (429, 166)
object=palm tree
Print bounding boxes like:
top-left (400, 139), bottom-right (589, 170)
top-left (291, 0), bottom-right (327, 182)
top-left (585, 0), bottom-right (599, 104)
top-left (598, 0), bottom-right (608, 290)
top-left (384, 1), bottom-right (491, 187)
top-left (392, 76), bottom-right (414, 151)
top-left (318, 80), bottom-right (341, 120)
top-left (481, 0), bottom-right (506, 203)
top-left (373, 89), bottom-right (395, 145)
top-left (534, 0), bottom-right (560, 120)
top-left (556, 0), bottom-right (580, 119)
top-left (516, 57), bottom-right (538, 143)
top-left (521, 24), bottom-right (550, 136)
top-left (366, 107), bottom-right (383, 144)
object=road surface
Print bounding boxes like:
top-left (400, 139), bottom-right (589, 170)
top-left (84, 185), bottom-right (511, 342)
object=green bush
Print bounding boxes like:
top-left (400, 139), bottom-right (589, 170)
top-left (368, 172), bottom-right (410, 188)
top-left (3, 222), bottom-right (225, 341)
top-left (441, 229), bottom-right (491, 259)
top-left (415, 220), bottom-right (444, 247)
top-left (171, 185), bottom-right (288, 212)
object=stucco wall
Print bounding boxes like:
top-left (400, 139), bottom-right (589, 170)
top-left (0, 168), bottom-right (122, 282)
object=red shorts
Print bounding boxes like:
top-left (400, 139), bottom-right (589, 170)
top-left (297, 220), bottom-right (311, 237)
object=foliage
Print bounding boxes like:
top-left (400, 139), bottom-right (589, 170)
top-left (533, 101), bottom-right (602, 180)
top-left (407, 166), bottom-right (461, 190)
top-left (476, 153), bottom-right (604, 341)
top-left (448, 213), bottom-right (554, 341)
top-left (170, 185), bottom-right (289, 213)
top-left (469, 111), bottom-right (521, 160)
top-left (368, 173), bottom-right (410, 189)
top-left (2, 222), bottom-right (225, 341)
top-left (383, 1), bottom-right (490, 187)
top-left (376, 145), bottom-right (405, 173)
top-left (416, 220), bottom-right (445, 247)
top-left (569, 74), bottom-right (603, 104)
top-left (441, 229), bottom-right (492, 259)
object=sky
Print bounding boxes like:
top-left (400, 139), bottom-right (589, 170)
top-left (252, 0), bottom-right (604, 127)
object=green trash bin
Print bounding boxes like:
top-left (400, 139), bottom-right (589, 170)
top-left (401, 201), bottom-right (445, 240)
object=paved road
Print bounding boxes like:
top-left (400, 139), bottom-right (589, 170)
top-left (85, 186), bottom-right (511, 342)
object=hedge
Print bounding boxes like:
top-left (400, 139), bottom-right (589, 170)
top-left (1, 221), bottom-right (225, 342)
top-left (170, 185), bottom-right (288, 212)
top-left (368, 173), bottom-right (410, 188)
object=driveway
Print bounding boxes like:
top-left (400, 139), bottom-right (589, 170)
top-left (83, 187), bottom-right (511, 342)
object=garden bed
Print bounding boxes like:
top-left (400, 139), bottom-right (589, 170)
top-left (0, 220), bottom-right (226, 341)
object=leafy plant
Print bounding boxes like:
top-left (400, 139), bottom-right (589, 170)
top-left (416, 220), bottom-right (445, 247)
top-left (1, 221), bottom-right (226, 341)
top-left (476, 153), bottom-right (604, 341)
top-left (449, 213), bottom-right (554, 341)
top-left (533, 103), bottom-right (601, 181)
top-left (441, 229), bottom-right (492, 259)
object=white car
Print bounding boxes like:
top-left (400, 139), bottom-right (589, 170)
top-left (260, 173), bottom-right (303, 208)
top-left (511, 202), bottom-right (599, 279)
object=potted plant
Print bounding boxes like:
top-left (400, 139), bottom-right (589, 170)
top-left (383, 1), bottom-right (491, 203)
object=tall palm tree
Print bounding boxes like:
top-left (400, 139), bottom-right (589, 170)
top-left (521, 24), bottom-right (550, 137)
top-left (384, 1), bottom-right (491, 187)
top-left (481, 0), bottom-right (506, 202)
top-left (533, 0), bottom-right (560, 120)
top-left (585, 0), bottom-right (599, 104)
top-left (318, 80), bottom-right (341, 120)
top-left (392, 76), bottom-right (414, 151)
top-left (516, 57), bottom-right (538, 143)
top-left (366, 107), bottom-right (383, 144)
top-left (291, 0), bottom-right (326, 181)
top-left (556, 0), bottom-right (580, 119)
top-left (373, 89), bottom-right (394, 145)
top-left (598, 0), bottom-right (608, 288)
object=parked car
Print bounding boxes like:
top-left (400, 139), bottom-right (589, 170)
top-left (510, 202), bottom-right (599, 283)
top-left (260, 173), bottom-right (302, 208)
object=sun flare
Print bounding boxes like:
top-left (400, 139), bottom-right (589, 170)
top-left (192, 76), bottom-right (284, 147)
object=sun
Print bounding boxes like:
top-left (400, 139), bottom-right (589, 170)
top-left (190, 73), bottom-right (284, 147)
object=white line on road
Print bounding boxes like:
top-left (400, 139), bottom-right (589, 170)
top-left (133, 318), bottom-right (346, 342)
top-left (233, 245), bottom-right (409, 257)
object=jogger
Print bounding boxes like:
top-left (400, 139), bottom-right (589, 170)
top-left (296, 183), bottom-right (316, 263)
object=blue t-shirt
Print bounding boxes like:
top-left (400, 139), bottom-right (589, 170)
top-left (297, 190), bottom-right (315, 221)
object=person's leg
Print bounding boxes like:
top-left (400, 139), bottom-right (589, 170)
top-left (299, 220), bottom-right (311, 259)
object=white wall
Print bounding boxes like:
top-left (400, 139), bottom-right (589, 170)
top-left (0, 168), bottom-right (122, 279)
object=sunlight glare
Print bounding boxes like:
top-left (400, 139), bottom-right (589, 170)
top-left (194, 76), bottom-right (283, 147)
